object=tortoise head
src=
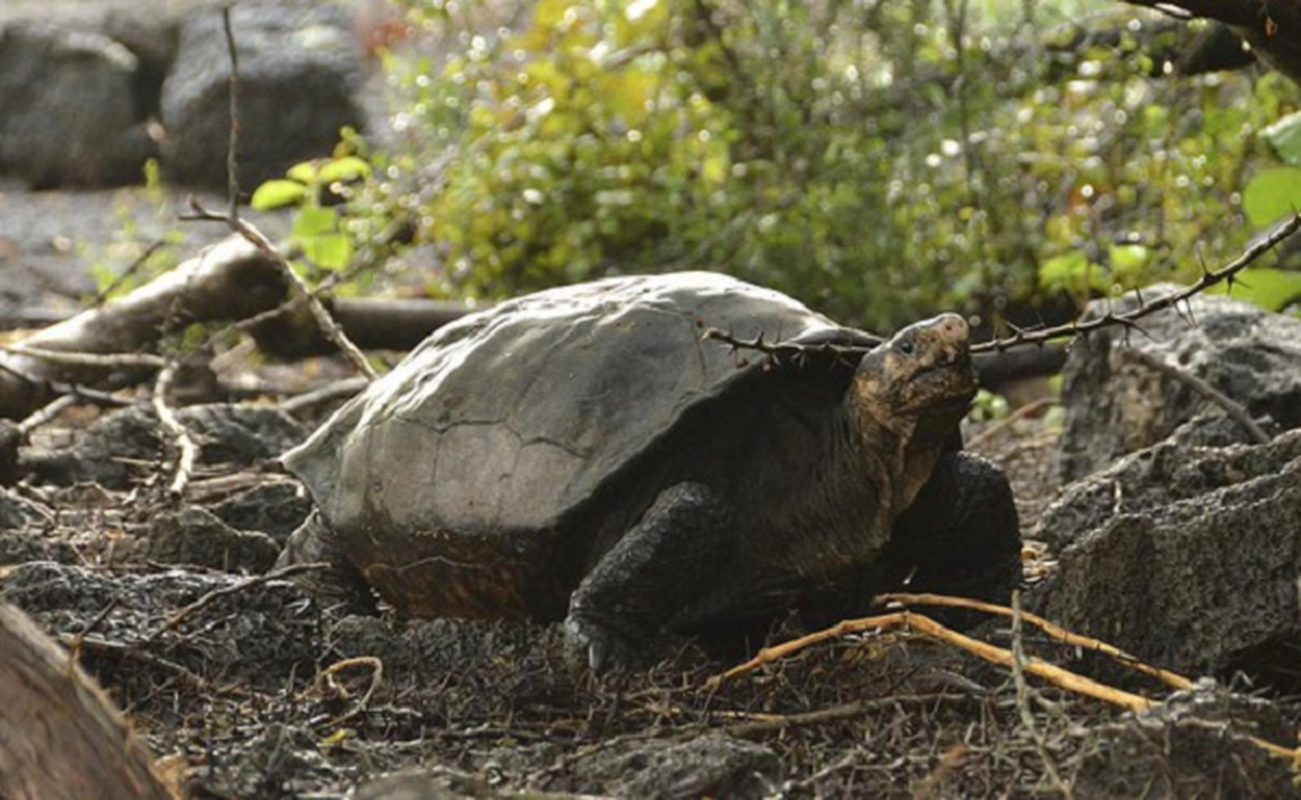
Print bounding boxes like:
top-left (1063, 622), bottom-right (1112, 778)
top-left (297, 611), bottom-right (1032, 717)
top-left (850, 313), bottom-right (976, 434)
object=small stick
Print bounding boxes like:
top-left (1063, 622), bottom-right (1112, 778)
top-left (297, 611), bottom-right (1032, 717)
top-left (221, 5), bottom-right (241, 225)
top-left (703, 214), bottom-right (1301, 358)
top-left (179, 5), bottom-right (376, 381)
top-left (16, 394), bottom-right (79, 438)
top-left (1121, 348), bottom-right (1270, 444)
top-left (878, 593), bottom-right (1195, 691)
top-left (86, 241), bottom-right (166, 310)
top-left (151, 363), bottom-right (199, 498)
top-left (714, 609), bottom-right (1159, 712)
top-left (146, 562), bottom-right (330, 641)
top-left (1009, 589), bottom-right (1069, 795)
top-left (277, 376), bottom-right (369, 415)
top-left (0, 345), bottom-right (166, 369)
top-left (722, 693), bottom-right (977, 740)
top-left (304, 656), bottom-right (384, 727)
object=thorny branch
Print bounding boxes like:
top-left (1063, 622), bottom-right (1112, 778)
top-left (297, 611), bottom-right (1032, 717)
top-left (703, 213), bottom-right (1301, 358)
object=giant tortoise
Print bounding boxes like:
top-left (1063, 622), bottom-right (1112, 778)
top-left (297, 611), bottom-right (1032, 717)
top-left (280, 272), bottom-right (1021, 668)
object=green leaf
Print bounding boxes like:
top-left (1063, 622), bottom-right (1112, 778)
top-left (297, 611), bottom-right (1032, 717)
top-left (250, 179), bottom-right (310, 210)
top-left (1242, 167), bottom-right (1301, 227)
top-left (1206, 267), bottom-right (1301, 311)
top-left (318, 156), bottom-right (372, 184)
top-left (292, 205), bottom-right (338, 238)
top-left (1261, 111), bottom-right (1301, 166)
top-left (301, 232), bottom-right (353, 271)
top-left (1038, 250), bottom-right (1092, 293)
top-left (287, 161), bottom-right (320, 184)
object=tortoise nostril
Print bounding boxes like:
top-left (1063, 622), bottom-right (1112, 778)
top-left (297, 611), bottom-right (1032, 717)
top-left (935, 314), bottom-right (968, 344)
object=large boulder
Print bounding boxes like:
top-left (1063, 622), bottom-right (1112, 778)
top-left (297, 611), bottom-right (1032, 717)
top-left (1034, 429), bottom-right (1301, 684)
top-left (0, 22), bottom-right (157, 187)
top-left (1036, 288), bottom-right (1301, 687)
top-left (160, 1), bottom-right (367, 188)
top-left (1059, 286), bottom-right (1301, 482)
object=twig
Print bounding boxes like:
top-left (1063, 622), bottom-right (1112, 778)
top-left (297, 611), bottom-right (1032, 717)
top-left (222, 5), bottom-right (241, 224)
top-left (86, 241), bottom-right (165, 310)
top-left (303, 656), bottom-right (384, 727)
top-left (178, 5), bottom-right (376, 381)
top-left (714, 609), bottom-right (1160, 712)
top-left (276, 376), bottom-right (369, 415)
top-left (0, 344), bottom-right (167, 369)
top-left (965, 396), bottom-right (1057, 451)
top-left (151, 363), bottom-right (199, 498)
top-left (878, 593), bottom-right (1195, 691)
top-left (1121, 348), bottom-right (1270, 444)
top-left (973, 213), bottom-right (1301, 352)
top-left (722, 693), bottom-right (977, 740)
top-left (60, 633), bottom-right (248, 697)
top-left (146, 562), bottom-right (330, 641)
top-left (65, 598), bottom-right (119, 667)
top-left (16, 394), bottom-right (79, 438)
top-left (1009, 590), bottom-right (1070, 796)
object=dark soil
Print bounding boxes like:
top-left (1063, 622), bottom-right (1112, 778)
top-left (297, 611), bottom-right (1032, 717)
top-left (1, 382), bottom-right (1296, 798)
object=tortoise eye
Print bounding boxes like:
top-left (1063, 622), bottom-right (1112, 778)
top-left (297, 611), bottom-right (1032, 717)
top-left (895, 338), bottom-right (916, 356)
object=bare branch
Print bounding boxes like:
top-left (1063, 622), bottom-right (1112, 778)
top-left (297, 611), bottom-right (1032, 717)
top-left (1122, 348), bottom-right (1271, 444)
top-left (179, 4), bottom-right (377, 381)
top-left (151, 363), bottom-right (199, 498)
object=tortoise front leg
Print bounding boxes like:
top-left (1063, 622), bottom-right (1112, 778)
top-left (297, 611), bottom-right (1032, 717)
top-left (565, 481), bottom-right (735, 672)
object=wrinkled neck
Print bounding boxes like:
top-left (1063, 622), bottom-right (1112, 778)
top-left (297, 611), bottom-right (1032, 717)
top-left (846, 396), bottom-right (952, 515)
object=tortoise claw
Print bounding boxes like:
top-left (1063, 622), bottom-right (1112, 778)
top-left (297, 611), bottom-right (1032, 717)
top-left (564, 614), bottom-right (633, 674)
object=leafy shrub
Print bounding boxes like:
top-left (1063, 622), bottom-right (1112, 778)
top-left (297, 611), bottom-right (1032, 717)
top-left (350, 1), bottom-right (1301, 330)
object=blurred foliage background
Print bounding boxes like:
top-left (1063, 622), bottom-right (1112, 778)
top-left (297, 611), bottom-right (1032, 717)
top-left (321, 0), bottom-right (1301, 334)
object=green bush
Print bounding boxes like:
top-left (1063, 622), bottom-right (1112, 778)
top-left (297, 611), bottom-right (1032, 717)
top-left (354, 0), bottom-right (1301, 331)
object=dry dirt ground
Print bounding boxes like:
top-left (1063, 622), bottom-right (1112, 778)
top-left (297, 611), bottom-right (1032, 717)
top-left (2, 370), bottom-right (1297, 797)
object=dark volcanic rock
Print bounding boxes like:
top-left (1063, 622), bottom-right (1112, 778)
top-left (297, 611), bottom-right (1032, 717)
top-left (0, 560), bottom-right (323, 690)
top-left (22, 403), bottom-right (305, 489)
top-left (209, 481), bottom-right (311, 544)
top-left (160, 1), bottom-right (367, 188)
top-left (145, 505), bottom-right (280, 573)
top-left (1035, 429), bottom-right (1301, 685)
top-left (1075, 685), bottom-right (1300, 798)
top-left (0, 22), bottom-right (157, 187)
top-left (574, 736), bottom-right (781, 799)
top-left (1060, 286), bottom-right (1301, 482)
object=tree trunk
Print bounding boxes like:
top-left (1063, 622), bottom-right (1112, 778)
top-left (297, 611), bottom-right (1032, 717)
top-left (0, 602), bottom-right (172, 800)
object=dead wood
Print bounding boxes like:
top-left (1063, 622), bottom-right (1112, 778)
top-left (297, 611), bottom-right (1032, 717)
top-left (0, 601), bottom-right (172, 800)
top-left (0, 235), bottom-right (288, 420)
top-left (1121, 0), bottom-right (1301, 85)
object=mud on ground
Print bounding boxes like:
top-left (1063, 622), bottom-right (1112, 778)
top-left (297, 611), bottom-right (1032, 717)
top-left (0, 391), bottom-right (1297, 797)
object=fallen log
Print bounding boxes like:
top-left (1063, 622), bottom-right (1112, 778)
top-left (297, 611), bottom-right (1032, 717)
top-left (0, 236), bottom-right (287, 420)
top-left (0, 601), bottom-right (172, 800)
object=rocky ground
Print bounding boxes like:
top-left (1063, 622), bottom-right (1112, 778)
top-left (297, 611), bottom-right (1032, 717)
top-left (1, 325), bottom-right (1299, 796)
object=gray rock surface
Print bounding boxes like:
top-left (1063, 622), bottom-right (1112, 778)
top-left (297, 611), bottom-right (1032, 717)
top-left (145, 506), bottom-right (280, 573)
top-left (22, 403), bottom-right (306, 489)
top-left (0, 22), bottom-right (157, 187)
top-left (1074, 684), bottom-right (1300, 797)
top-left (160, 1), bottom-right (367, 188)
top-left (573, 736), bottom-right (781, 799)
top-left (1035, 428), bottom-right (1301, 682)
top-left (1059, 285), bottom-right (1301, 482)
